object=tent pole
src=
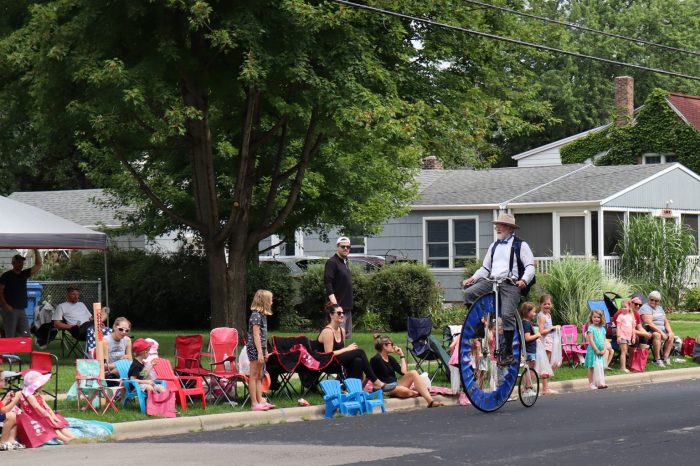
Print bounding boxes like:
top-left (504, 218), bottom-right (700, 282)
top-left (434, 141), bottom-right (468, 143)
top-left (103, 249), bottom-right (109, 308)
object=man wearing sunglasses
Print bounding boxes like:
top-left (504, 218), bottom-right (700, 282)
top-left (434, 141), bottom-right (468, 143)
top-left (52, 286), bottom-right (93, 341)
top-left (324, 236), bottom-right (354, 338)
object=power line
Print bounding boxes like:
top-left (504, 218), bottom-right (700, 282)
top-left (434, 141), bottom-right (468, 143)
top-left (462, 0), bottom-right (700, 58)
top-left (332, 0), bottom-right (700, 82)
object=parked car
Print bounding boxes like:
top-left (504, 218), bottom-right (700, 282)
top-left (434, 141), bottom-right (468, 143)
top-left (258, 255), bottom-right (326, 276)
top-left (347, 254), bottom-right (386, 272)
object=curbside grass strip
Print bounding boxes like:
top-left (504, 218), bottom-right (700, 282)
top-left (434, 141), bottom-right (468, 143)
top-left (107, 366), bottom-right (700, 441)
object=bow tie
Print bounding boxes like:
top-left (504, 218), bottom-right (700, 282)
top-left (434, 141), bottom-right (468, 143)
top-left (496, 239), bottom-right (510, 245)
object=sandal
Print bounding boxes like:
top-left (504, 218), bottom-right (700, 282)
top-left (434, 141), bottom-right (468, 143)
top-left (597, 385), bottom-right (608, 389)
top-left (428, 400), bottom-right (445, 408)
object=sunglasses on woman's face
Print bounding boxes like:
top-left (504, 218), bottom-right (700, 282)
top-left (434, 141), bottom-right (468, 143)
top-left (117, 327), bottom-right (130, 334)
top-left (335, 311), bottom-right (344, 316)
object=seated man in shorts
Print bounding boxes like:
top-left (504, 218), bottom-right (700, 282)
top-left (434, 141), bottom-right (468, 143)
top-left (639, 291), bottom-right (675, 367)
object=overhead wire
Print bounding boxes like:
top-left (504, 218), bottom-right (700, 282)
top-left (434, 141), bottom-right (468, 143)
top-left (331, 0), bottom-right (700, 81)
top-left (461, 0), bottom-right (700, 58)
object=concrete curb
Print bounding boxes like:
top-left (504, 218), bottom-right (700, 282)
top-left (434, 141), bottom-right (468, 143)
top-left (108, 366), bottom-right (700, 441)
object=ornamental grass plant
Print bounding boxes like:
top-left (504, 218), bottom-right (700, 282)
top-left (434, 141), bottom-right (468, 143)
top-left (546, 256), bottom-right (604, 326)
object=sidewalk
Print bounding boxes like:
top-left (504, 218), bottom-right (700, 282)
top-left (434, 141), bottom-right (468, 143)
top-left (109, 366), bottom-right (700, 441)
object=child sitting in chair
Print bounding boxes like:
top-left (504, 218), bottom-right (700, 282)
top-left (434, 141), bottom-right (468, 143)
top-left (129, 338), bottom-right (165, 393)
top-left (0, 370), bottom-right (24, 450)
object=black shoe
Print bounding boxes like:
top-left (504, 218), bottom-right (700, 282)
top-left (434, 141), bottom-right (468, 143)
top-left (498, 354), bottom-right (516, 367)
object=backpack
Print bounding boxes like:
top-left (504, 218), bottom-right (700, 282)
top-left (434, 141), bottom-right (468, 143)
top-left (489, 236), bottom-right (536, 296)
top-left (681, 336), bottom-right (695, 357)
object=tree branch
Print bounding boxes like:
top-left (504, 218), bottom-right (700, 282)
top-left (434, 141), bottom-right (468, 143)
top-left (217, 84), bottom-right (260, 243)
top-left (113, 148), bottom-right (203, 231)
top-left (250, 107), bottom-right (325, 247)
top-left (261, 120), bottom-right (289, 225)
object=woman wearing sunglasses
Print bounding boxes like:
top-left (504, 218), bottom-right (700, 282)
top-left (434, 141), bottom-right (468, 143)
top-left (370, 335), bottom-right (444, 407)
top-left (103, 317), bottom-right (133, 377)
top-left (317, 304), bottom-right (391, 392)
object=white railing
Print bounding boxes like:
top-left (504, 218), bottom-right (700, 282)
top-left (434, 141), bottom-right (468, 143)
top-left (535, 255), bottom-right (700, 287)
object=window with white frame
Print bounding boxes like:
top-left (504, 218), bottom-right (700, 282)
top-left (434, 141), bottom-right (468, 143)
top-left (642, 153), bottom-right (676, 164)
top-left (348, 236), bottom-right (366, 254)
top-left (682, 214), bottom-right (699, 250)
top-left (425, 218), bottom-right (477, 268)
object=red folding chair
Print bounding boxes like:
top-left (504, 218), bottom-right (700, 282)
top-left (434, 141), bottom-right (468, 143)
top-left (152, 357), bottom-right (206, 411)
top-left (174, 335), bottom-right (210, 378)
top-left (208, 327), bottom-right (249, 406)
top-left (0, 337), bottom-right (59, 409)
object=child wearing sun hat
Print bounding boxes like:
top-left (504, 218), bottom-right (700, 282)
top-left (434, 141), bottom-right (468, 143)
top-left (21, 371), bottom-right (75, 444)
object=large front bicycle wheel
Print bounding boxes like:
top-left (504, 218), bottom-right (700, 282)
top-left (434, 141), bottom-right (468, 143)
top-left (458, 293), bottom-right (521, 413)
top-left (518, 367), bottom-right (539, 407)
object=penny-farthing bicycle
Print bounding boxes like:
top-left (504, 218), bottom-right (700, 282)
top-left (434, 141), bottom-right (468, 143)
top-left (459, 278), bottom-right (539, 412)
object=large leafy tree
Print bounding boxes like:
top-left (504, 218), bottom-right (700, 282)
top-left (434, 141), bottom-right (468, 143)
top-left (0, 0), bottom-right (555, 328)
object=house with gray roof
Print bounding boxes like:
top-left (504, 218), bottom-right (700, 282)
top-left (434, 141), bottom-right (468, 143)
top-left (298, 162), bottom-right (700, 302)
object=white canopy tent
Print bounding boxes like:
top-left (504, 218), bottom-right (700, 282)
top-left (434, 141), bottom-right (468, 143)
top-left (0, 195), bottom-right (107, 250)
top-left (0, 195), bottom-right (109, 304)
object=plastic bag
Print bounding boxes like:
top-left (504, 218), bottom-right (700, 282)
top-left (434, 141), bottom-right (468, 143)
top-left (238, 348), bottom-right (250, 375)
top-left (449, 365), bottom-right (461, 394)
top-left (593, 358), bottom-right (605, 386)
top-left (419, 371), bottom-right (431, 389)
top-left (550, 328), bottom-right (563, 369)
top-left (535, 339), bottom-right (553, 377)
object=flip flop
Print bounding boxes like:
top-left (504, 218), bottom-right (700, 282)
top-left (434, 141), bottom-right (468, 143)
top-left (428, 400), bottom-right (445, 408)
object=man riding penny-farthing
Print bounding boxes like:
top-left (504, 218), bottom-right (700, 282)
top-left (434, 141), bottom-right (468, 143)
top-left (459, 213), bottom-right (538, 412)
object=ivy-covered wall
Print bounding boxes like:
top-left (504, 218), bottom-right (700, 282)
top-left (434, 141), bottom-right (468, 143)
top-left (560, 89), bottom-right (700, 174)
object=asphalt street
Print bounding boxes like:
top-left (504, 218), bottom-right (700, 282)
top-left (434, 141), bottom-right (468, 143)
top-left (5, 379), bottom-right (700, 465)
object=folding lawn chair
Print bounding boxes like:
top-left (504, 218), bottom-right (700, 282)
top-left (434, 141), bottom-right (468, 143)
top-left (75, 359), bottom-right (122, 415)
top-left (407, 316), bottom-right (442, 379)
top-left (427, 335), bottom-right (451, 382)
top-left (0, 337), bottom-right (59, 410)
top-left (588, 297), bottom-right (619, 355)
top-left (114, 359), bottom-right (167, 414)
top-left (560, 325), bottom-right (587, 368)
top-left (59, 328), bottom-right (84, 359)
top-left (208, 327), bottom-right (248, 407)
top-left (175, 335), bottom-right (211, 382)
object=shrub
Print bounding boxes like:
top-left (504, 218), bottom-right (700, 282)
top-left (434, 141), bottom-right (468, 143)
top-left (546, 257), bottom-right (603, 326)
top-left (682, 287), bottom-right (700, 312)
top-left (355, 307), bottom-right (390, 333)
top-left (617, 215), bottom-right (697, 309)
top-left (367, 263), bottom-right (439, 331)
top-left (48, 249), bottom-right (210, 329)
top-left (246, 262), bottom-right (297, 331)
top-left (429, 303), bottom-right (467, 330)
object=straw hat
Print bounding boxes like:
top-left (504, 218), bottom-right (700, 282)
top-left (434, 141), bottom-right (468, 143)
top-left (492, 213), bottom-right (519, 229)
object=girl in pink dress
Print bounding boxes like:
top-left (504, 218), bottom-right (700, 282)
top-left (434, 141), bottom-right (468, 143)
top-left (615, 300), bottom-right (636, 373)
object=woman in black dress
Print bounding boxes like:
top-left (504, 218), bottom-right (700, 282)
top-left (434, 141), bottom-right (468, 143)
top-left (317, 304), bottom-right (391, 391)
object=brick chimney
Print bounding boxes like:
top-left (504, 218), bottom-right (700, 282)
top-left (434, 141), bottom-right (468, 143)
top-left (614, 76), bottom-right (634, 127)
top-left (421, 155), bottom-right (444, 170)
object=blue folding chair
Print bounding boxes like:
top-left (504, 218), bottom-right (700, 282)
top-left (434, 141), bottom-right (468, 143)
top-left (587, 299), bottom-right (619, 353)
top-left (343, 378), bottom-right (385, 415)
top-left (114, 359), bottom-right (167, 414)
top-left (319, 379), bottom-right (363, 419)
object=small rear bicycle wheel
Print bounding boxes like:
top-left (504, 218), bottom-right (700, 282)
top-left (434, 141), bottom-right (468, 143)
top-left (459, 292), bottom-right (521, 413)
top-left (518, 368), bottom-right (539, 407)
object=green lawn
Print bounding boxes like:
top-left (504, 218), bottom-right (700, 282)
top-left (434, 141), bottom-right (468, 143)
top-left (10, 324), bottom-right (700, 424)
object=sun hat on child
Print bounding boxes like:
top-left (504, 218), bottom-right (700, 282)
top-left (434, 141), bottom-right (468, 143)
top-left (22, 370), bottom-right (52, 396)
top-left (132, 338), bottom-right (153, 354)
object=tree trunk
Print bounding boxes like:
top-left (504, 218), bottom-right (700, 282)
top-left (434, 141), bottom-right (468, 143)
top-left (226, 251), bottom-right (248, 335)
top-left (206, 238), bottom-right (230, 328)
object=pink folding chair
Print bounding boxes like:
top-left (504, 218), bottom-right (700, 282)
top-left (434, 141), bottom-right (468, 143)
top-left (208, 327), bottom-right (249, 406)
top-left (561, 325), bottom-right (587, 367)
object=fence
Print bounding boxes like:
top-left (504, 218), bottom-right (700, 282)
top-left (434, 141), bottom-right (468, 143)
top-left (34, 279), bottom-right (102, 311)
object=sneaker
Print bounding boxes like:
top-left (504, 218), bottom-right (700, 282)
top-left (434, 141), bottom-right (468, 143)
top-left (0, 443), bottom-right (8, 451)
top-left (622, 368), bottom-right (630, 373)
top-left (589, 383), bottom-right (598, 390)
top-left (526, 389), bottom-right (537, 398)
top-left (498, 355), bottom-right (516, 367)
top-left (655, 360), bottom-right (665, 367)
top-left (11, 442), bottom-right (25, 450)
top-left (663, 359), bottom-right (671, 366)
